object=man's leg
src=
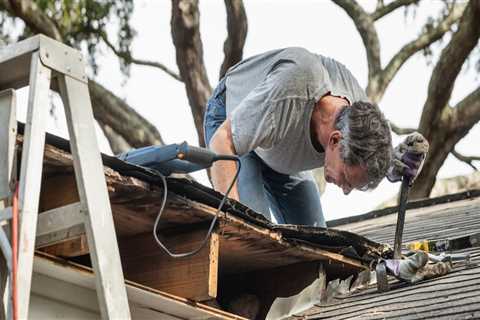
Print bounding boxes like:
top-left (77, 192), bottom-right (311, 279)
top-left (264, 169), bottom-right (326, 227)
top-left (237, 152), bottom-right (271, 221)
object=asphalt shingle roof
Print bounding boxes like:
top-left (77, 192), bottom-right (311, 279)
top-left (295, 194), bottom-right (480, 320)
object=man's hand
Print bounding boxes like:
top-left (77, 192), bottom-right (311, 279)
top-left (387, 132), bottom-right (429, 185)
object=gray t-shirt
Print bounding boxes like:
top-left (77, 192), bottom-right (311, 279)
top-left (225, 47), bottom-right (367, 175)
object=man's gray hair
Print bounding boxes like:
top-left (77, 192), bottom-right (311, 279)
top-left (334, 101), bottom-right (392, 190)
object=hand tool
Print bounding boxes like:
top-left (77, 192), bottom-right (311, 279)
top-left (376, 174), bottom-right (410, 292)
top-left (393, 175), bottom-right (411, 259)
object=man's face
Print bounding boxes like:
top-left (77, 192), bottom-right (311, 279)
top-left (324, 131), bottom-right (368, 195)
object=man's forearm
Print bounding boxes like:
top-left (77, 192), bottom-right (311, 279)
top-left (209, 119), bottom-right (240, 201)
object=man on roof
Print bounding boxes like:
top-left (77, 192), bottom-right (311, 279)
top-left (204, 47), bottom-right (428, 227)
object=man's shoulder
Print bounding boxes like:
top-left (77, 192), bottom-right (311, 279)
top-left (279, 47), bottom-right (319, 65)
top-left (270, 47), bottom-right (323, 77)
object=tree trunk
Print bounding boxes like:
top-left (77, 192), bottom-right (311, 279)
top-left (171, 0), bottom-right (212, 147)
top-left (411, 0), bottom-right (480, 199)
top-left (219, 0), bottom-right (248, 79)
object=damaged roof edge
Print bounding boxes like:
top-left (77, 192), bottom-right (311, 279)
top-left (327, 189), bottom-right (480, 228)
top-left (23, 122), bottom-right (388, 264)
top-left (17, 122), bottom-right (272, 228)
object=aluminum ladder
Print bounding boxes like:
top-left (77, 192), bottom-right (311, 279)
top-left (0, 35), bottom-right (131, 319)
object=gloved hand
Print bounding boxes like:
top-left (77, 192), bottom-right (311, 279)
top-left (386, 132), bottom-right (429, 184)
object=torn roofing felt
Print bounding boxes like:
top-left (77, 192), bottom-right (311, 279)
top-left (19, 122), bottom-right (389, 264)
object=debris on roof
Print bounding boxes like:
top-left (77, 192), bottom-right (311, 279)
top-left (289, 190), bottom-right (480, 319)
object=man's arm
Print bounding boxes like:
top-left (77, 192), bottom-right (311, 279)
top-left (209, 118), bottom-right (240, 201)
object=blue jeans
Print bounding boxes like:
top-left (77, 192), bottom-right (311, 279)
top-left (203, 78), bottom-right (326, 227)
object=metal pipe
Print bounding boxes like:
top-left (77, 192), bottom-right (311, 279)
top-left (12, 183), bottom-right (18, 320)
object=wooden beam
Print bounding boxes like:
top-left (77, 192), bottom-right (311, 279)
top-left (41, 234), bottom-right (89, 257)
top-left (119, 227), bottom-right (219, 301)
top-left (39, 174), bottom-right (79, 212)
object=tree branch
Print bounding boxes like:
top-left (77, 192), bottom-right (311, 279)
top-left (371, 0), bottom-right (419, 21)
top-left (100, 31), bottom-right (183, 82)
top-left (89, 81), bottom-right (164, 148)
top-left (171, 0), bottom-right (212, 147)
top-left (389, 121), bottom-right (416, 135)
top-left (219, 0), bottom-right (247, 79)
top-left (98, 123), bottom-right (132, 154)
top-left (418, 1), bottom-right (480, 137)
top-left (6, 0), bottom-right (63, 41)
top-left (377, 3), bottom-right (465, 101)
top-left (452, 86), bottom-right (480, 133)
top-left (332, 0), bottom-right (382, 84)
top-left (0, 1), bottom-right (165, 149)
top-left (451, 149), bottom-right (480, 171)
top-left (411, 1), bottom-right (480, 199)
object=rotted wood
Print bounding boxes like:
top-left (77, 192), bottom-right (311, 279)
top-left (119, 227), bottom-right (219, 301)
top-left (33, 136), bottom-right (366, 276)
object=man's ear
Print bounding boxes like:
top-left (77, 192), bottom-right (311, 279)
top-left (328, 130), bottom-right (342, 149)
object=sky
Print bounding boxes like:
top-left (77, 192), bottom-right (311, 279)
top-left (14, 0), bottom-right (479, 221)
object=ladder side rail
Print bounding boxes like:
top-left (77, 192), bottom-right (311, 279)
top-left (0, 89), bottom-right (16, 320)
top-left (0, 89), bottom-right (17, 200)
top-left (16, 52), bottom-right (51, 320)
top-left (58, 74), bottom-right (131, 319)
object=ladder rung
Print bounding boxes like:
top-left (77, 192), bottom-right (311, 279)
top-left (37, 202), bottom-right (83, 237)
top-left (0, 226), bottom-right (12, 270)
top-left (0, 207), bottom-right (12, 222)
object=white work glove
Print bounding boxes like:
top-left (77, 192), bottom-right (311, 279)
top-left (386, 132), bottom-right (429, 185)
top-left (384, 251), bottom-right (452, 284)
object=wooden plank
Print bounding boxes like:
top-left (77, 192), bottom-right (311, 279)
top-left (41, 234), bottom-right (89, 257)
top-left (39, 174), bottom-right (79, 212)
top-left (35, 225), bottom-right (84, 249)
top-left (209, 232), bottom-right (219, 298)
top-left (119, 227), bottom-right (219, 301)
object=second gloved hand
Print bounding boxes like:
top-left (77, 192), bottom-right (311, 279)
top-left (386, 132), bottom-right (429, 184)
